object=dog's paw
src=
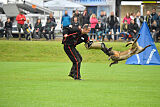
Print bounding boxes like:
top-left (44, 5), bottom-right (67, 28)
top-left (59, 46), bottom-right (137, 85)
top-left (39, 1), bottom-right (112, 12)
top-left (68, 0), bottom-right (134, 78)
top-left (108, 57), bottom-right (111, 60)
top-left (109, 64), bottom-right (112, 67)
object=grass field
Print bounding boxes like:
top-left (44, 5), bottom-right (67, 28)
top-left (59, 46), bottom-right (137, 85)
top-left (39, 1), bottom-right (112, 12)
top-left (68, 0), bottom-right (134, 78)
top-left (0, 40), bottom-right (160, 107)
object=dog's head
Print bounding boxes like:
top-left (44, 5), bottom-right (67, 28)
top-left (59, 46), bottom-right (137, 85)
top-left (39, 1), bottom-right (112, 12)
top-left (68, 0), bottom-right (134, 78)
top-left (108, 47), bottom-right (112, 51)
top-left (107, 47), bottom-right (115, 56)
top-left (102, 47), bottom-right (114, 56)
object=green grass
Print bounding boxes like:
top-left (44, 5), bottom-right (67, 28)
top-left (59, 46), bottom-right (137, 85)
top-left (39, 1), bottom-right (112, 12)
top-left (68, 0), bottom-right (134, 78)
top-left (0, 40), bottom-right (160, 107)
top-left (0, 62), bottom-right (160, 107)
top-left (0, 40), bottom-right (159, 63)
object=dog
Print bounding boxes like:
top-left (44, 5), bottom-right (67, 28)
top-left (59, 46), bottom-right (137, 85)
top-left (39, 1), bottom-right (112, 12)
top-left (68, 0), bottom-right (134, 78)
top-left (101, 34), bottom-right (151, 67)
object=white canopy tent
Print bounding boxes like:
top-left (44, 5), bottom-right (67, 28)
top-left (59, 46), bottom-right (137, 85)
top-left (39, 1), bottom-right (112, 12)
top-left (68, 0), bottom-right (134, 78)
top-left (44, 0), bottom-right (86, 11)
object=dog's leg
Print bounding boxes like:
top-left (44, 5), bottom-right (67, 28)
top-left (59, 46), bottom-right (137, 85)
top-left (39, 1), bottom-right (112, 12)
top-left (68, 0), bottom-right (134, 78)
top-left (101, 43), bottom-right (112, 56)
top-left (126, 42), bottom-right (132, 47)
top-left (132, 34), bottom-right (140, 45)
top-left (109, 61), bottom-right (118, 67)
top-left (137, 45), bottom-right (151, 54)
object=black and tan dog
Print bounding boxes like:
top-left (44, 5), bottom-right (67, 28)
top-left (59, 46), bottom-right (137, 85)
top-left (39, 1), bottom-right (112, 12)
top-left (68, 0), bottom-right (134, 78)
top-left (101, 34), bottom-right (151, 67)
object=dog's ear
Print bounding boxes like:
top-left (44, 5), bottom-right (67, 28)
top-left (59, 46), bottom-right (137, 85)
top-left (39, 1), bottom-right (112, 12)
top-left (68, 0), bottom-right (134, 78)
top-left (108, 47), bottom-right (112, 51)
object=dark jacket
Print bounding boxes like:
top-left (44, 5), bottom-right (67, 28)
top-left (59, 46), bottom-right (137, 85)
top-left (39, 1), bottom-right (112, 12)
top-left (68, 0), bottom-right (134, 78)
top-left (107, 15), bottom-right (118, 29)
top-left (44, 22), bottom-right (55, 31)
top-left (62, 27), bottom-right (88, 46)
top-left (144, 15), bottom-right (152, 28)
top-left (151, 24), bottom-right (158, 32)
top-left (34, 22), bottom-right (42, 30)
top-left (158, 16), bottom-right (160, 28)
top-left (48, 16), bottom-right (56, 23)
top-left (71, 21), bottom-right (80, 29)
top-left (5, 21), bottom-right (12, 30)
top-left (134, 16), bottom-right (144, 27)
top-left (48, 16), bottom-right (57, 29)
top-left (24, 23), bottom-right (32, 30)
top-left (98, 15), bottom-right (107, 25)
top-left (80, 14), bottom-right (89, 26)
top-left (151, 13), bottom-right (159, 23)
top-left (95, 23), bottom-right (105, 32)
top-left (24, 23), bottom-right (32, 33)
top-left (128, 23), bottom-right (139, 33)
top-left (121, 23), bottom-right (128, 32)
top-left (72, 13), bottom-right (81, 25)
top-left (0, 21), bottom-right (3, 27)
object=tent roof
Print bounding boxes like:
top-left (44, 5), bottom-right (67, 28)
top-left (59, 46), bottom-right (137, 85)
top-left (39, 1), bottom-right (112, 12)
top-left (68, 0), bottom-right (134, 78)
top-left (44, 0), bottom-right (86, 11)
top-left (126, 22), bottom-right (160, 65)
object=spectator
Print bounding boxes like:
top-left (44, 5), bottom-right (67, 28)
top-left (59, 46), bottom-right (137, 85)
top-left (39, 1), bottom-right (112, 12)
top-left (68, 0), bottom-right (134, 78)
top-left (16, 11), bottom-right (26, 40)
top-left (128, 19), bottom-right (139, 39)
top-left (4, 17), bottom-right (12, 40)
top-left (61, 10), bottom-right (71, 29)
top-left (72, 9), bottom-right (81, 25)
top-left (98, 11), bottom-right (106, 25)
top-left (157, 12), bottom-right (160, 42)
top-left (134, 11), bottom-right (144, 28)
top-left (71, 17), bottom-right (81, 29)
top-left (103, 11), bottom-right (108, 23)
top-left (33, 18), bottom-right (42, 39)
top-left (103, 11), bottom-right (109, 37)
top-left (130, 12), bottom-right (135, 20)
top-left (90, 14), bottom-right (98, 41)
top-left (48, 12), bottom-right (56, 23)
top-left (151, 20), bottom-right (158, 42)
top-left (107, 11), bottom-right (119, 41)
top-left (99, 11), bottom-right (107, 40)
top-left (121, 20), bottom-right (130, 41)
top-left (43, 18), bottom-right (54, 40)
top-left (95, 20), bottom-right (105, 41)
top-left (123, 13), bottom-right (131, 24)
top-left (0, 19), bottom-right (4, 37)
top-left (24, 18), bottom-right (32, 40)
top-left (144, 10), bottom-right (152, 29)
top-left (151, 8), bottom-right (159, 24)
top-left (48, 12), bottom-right (57, 39)
top-left (158, 11), bottom-right (160, 27)
top-left (88, 10), bottom-right (92, 17)
top-left (80, 9), bottom-right (89, 26)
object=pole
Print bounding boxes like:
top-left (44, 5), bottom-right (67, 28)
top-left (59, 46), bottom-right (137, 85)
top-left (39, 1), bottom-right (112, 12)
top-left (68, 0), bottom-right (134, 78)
top-left (43, 0), bottom-right (46, 22)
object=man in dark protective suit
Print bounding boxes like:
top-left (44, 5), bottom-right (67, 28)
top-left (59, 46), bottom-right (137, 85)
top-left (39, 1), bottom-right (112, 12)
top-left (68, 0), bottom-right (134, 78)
top-left (62, 24), bottom-right (92, 80)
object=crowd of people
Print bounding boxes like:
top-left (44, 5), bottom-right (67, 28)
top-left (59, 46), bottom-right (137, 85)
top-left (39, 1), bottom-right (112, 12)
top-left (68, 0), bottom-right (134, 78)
top-left (121, 8), bottom-right (160, 42)
top-left (62, 8), bottom-right (160, 42)
top-left (61, 10), bottom-right (120, 41)
top-left (0, 11), bottom-right (57, 40)
top-left (0, 8), bottom-right (160, 42)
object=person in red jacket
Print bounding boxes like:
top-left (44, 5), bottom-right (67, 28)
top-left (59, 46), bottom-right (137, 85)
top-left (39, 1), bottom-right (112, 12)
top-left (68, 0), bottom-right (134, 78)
top-left (16, 11), bottom-right (26, 40)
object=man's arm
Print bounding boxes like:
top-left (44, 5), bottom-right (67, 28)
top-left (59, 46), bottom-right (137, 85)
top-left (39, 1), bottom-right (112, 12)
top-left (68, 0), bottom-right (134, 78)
top-left (63, 28), bottom-right (69, 37)
top-left (10, 22), bottom-right (12, 29)
top-left (23, 16), bottom-right (26, 21)
top-left (63, 27), bottom-right (79, 38)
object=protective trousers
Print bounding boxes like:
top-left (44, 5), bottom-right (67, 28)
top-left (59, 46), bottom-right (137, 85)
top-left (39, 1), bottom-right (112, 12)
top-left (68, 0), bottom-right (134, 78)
top-left (64, 45), bottom-right (82, 79)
